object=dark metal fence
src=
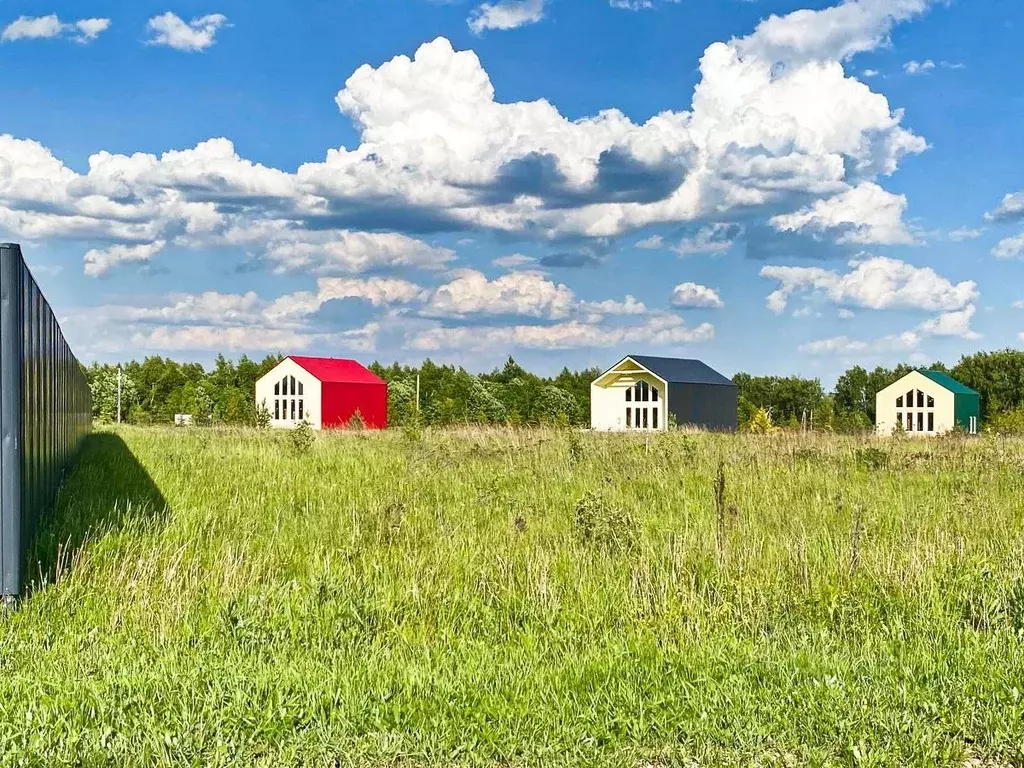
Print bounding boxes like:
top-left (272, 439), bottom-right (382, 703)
top-left (1, 243), bottom-right (91, 599)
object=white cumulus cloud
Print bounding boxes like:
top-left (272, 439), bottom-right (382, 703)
top-left (993, 234), bottom-right (1024, 260)
top-left (761, 256), bottom-right (977, 315)
top-left (468, 0), bottom-right (544, 33)
top-left (146, 12), bottom-right (228, 52)
top-left (903, 59), bottom-right (935, 75)
top-left (670, 282), bottom-right (724, 309)
top-left (2, 14), bottom-right (110, 43)
top-left (409, 313), bottom-right (713, 352)
top-left (83, 241), bottom-right (166, 277)
top-left (423, 269), bottom-right (576, 319)
top-left (986, 192), bottom-right (1024, 222)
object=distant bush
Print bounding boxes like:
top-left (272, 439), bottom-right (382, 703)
top-left (855, 447), bottom-right (889, 471)
top-left (291, 421), bottom-right (314, 455)
top-left (986, 408), bottom-right (1024, 436)
top-left (573, 491), bottom-right (637, 551)
top-left (744, 407), bottom-right (778, 435)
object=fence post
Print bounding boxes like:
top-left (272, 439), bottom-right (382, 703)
top-left (0, 244), bottom-right (24, 603)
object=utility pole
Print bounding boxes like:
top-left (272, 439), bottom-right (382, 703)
top-left (117, 364), bottom-right (122, 424)
top-left (416, 374), bottom-right (421, 415)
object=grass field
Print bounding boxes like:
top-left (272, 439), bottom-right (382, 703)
top-left (2, 425), bottom-right (1024, 767)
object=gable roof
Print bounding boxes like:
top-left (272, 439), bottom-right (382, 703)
top-left (289, 356), bottom-right (385, 385)
top-left (628, 355), bottom-right (735, 387)
top-left (917, 369), bottom-right (979, 396)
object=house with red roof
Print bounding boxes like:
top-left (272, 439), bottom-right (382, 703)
top-left (255, 356), bottom-right (387, 430)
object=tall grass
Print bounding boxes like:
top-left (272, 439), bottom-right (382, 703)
top-left (2, 425), bottom-right (1024, 766)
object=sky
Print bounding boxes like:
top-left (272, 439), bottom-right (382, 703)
top-left (1, 0), bottom-right (1022, 384)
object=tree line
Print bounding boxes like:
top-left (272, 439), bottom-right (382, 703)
top-left (85, 348), bottom-right (1024, 433)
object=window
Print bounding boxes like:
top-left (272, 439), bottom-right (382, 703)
top-left (652, 408), bottom-right (659, 429)
top-left (642, 408), bottom-right (649, 429)
top-left (299, 400), bottom-right (304, 421)
top-left (927, 412), bottom-right (934, 432)
top-left (626, 407), bottom-right (632, 428)
top-left (290, 376), bottom-right (297, 396)
top-left (298, 381), bottom-right (304, 396)
top-left (626, 388), bottom-right (632, 402)
top-left (917, 390), bottom-right (924, 408)
top-left (907, 390), bottom-right (913, 407)
top-left (906, 413), bottom-right (913, 432)
top-left (897, 413), bottom-right (903, 429)
top-left (896, 395), bottom-right (903, 408)
top-left (652, 387), bottom-right (659, 402)
top-left (275, 400), bottom-right (280, 420)
top-left (970, 416), bottom-right (978, 435)
top-left (274, 381), bottom-right (280, 396)
top-left (917, 412), bottom-right (924, 432)
top-left (927, 395), bottom-right (934, 408)
top-left (291, 399), bottom-right (297, 420)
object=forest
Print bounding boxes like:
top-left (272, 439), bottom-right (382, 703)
top-left (84, 349), bottom-right (1024, 434)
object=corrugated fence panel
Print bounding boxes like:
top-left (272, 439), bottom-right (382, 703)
top-left (0, 243), bottom-right (91, 600)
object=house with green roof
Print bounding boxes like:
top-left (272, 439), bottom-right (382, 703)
top-left (875, 369), bottom-right (980, 437)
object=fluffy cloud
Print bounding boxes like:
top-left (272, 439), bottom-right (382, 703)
top-left (422, 269), bottom-right (576, 319)
top-left (0, 0), bottom-right (933, 284)
top-left (800, 331), bottom-right (920, 356)
top-left (918, 304), bottom-right (980, 339)
top-left (83, 241), bottom-right (166, 277)
top-left (769, 183), bottom-right (915, 245)
top-left (409, 313), bottom-right (713, 351)
top-left (993, 234), bottom-right (1024, 260)
top-left (670, 282), bottom-right (724, 309)
top-left (2, 15), bottom-right (110, 43)
top-left (986, 192), bottom-right (1024, 222)
top-left (672, 223), bottom-right (740, 256)
top-left (578, 295), bottom-right (647, 318)
top-left (146, 13), bottom-right (228, 52)
top-left (761, 256), bottom-right (977, 315)
top-left (492, 254), bottom-right (536, 268)
top-left (948, 226), bottom-right (983, 241)
top-left (128, 323), bottom-right (379, 353)
top-left (468, 0), bottom-right (544, 33)
top-left (130, 326), bottom-right (311, 352)
top-left (903, 59), bottom-right (935, 75)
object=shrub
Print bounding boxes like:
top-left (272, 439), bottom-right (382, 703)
top-left (745, 407), bottom-right (778, 435)
top-left (986, 408), bottom-right (1024, 436)
top-left (254, 402), bottom-right (271, 431)
top-left (573, 491), bottom-right (637, 551)
top-left (348, 410), bottom-right (366, 431)
top-left (855, 447), bottom-right (889, 471)
top-left (291, 421), bottom-right (314, 455)
top-left (567, 428), bottom-right (584, 467)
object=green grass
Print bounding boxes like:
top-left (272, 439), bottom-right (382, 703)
top-left (3, 425), bottom-right (1024, 767)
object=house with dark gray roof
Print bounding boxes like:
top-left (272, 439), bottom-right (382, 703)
top-left (590, 355), bottom-right (737, 431)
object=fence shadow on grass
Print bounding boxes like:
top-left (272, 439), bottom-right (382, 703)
top-left (27, 432), bottom-right (169, 591)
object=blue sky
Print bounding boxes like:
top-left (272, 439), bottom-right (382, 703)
top-left (1, 0), bottom-right (1022, 384)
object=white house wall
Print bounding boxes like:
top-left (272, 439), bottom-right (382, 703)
top-left (255, 358), bottom-right (324, 430)
top-left (875, 371), bottom-right (955, 437)
top-left (591, 362), bottom-right (667, 432)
